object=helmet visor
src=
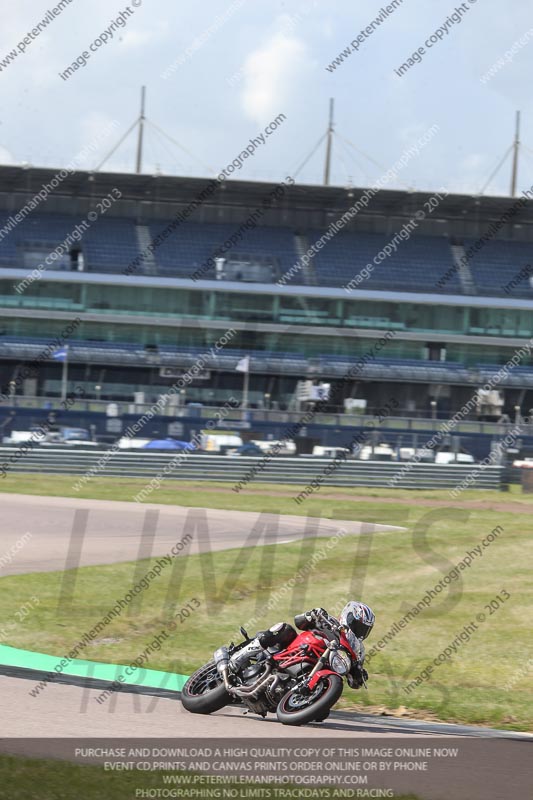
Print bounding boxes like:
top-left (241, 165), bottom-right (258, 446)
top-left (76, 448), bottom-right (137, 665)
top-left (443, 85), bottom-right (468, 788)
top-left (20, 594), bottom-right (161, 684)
top-left (346, 612), bottom-right (372, 640)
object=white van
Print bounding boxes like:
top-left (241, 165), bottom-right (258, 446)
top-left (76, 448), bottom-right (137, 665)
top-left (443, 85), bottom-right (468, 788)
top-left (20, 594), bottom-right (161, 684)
top-left (203, 433), bottom-right (243, 453)
top-left (252, 439), bottom-right (296, 455)
top-left (435, 451), bottom-right (475, 465)
top-left (312, 446), bottom-right (350, 458)
top-left (359, 443), bottom-right (395, 461)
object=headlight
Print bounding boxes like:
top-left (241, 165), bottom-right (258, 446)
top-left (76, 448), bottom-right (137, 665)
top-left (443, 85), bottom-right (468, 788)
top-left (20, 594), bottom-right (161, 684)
top-left (329, 649), bottom-right (351, 675)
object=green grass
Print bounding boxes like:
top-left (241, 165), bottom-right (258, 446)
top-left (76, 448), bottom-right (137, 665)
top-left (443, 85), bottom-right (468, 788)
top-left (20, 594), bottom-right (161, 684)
top-left (0, 755), bottom-right (171, 800)
top-left (0, 476), bottom-right (531, 731)
top-left (0, 755), bottom-right (425, 800)
top-left (1, 471), bottom-right (532, 504)
top-left (0, 473), bottom-right (532, 531)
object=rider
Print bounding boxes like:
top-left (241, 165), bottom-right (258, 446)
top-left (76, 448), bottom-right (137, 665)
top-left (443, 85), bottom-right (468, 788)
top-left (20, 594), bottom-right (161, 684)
top-left (300, 601), bottom-right (374, 687)
top-left (253, 600), bottom-right (375, 688)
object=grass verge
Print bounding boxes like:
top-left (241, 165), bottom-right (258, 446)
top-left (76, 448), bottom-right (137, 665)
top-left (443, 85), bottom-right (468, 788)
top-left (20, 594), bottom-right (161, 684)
top-left (0, 755), bottom-right (424, 800)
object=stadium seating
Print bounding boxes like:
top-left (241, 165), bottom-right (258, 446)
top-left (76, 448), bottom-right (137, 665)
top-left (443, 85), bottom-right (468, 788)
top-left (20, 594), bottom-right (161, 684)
top-left (0, 212), bottom-right (532, 298)
top-left (307, 230), bottom-right (462, 293)
top-left (0, 213), bottom-right (138, 272)
top-left (463, 239), bottom-right (533, 296)
top-left (82, 218), bottom-right (140, 271)
top-left (148, 221), bottom-right (298, 279)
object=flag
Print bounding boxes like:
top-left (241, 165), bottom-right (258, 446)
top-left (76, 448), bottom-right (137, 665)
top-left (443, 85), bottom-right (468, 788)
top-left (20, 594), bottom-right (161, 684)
top-left (235, 356), bottom-right (250, 373)
top-left (311, 383), bottom-right (331, 401)
top-left (52, 347), bottom-right (68, 362)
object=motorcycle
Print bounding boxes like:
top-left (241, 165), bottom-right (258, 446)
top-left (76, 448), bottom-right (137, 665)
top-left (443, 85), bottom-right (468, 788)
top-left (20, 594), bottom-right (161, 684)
top-left (181, 608), bottom-right (367, 726)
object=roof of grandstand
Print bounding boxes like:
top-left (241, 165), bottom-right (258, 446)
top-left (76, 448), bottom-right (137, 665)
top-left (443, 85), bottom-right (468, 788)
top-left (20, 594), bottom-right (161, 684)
top-left (1, 165), bottom-right (533, 226)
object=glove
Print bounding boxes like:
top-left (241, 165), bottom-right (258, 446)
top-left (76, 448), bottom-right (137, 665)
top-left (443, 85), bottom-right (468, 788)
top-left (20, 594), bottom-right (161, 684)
top-left (349, 664), bottom-right (368, 689)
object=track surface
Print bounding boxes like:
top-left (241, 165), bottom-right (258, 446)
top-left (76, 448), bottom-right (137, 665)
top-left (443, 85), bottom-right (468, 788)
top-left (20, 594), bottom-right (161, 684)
top-left (2, 676), bottom-right (529, 740)
top-left (0, 493), bottom-right (403, 576)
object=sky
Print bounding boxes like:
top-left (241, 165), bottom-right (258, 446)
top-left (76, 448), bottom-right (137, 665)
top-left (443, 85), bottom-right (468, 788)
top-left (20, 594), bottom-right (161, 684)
top-left (1, 0), bottom-right (533, 197)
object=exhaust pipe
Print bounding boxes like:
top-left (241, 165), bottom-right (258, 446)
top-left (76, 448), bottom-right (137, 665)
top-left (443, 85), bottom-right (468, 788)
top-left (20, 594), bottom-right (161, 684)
top-left (214, 647), bottom-right (233, 692)
top-left (227, 665), bottom-right (273, 699)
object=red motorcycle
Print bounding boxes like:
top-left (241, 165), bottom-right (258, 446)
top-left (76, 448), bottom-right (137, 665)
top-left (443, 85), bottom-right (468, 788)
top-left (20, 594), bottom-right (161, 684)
top-left (181, 609), bottom-right (367, 725)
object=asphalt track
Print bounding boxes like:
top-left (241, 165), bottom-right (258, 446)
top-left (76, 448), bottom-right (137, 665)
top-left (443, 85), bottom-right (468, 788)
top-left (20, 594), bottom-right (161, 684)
top-left (0, 492), bottom-right (403, 575)
top-left (0, 493), bottom-right (530, 752)
top-left (2, 676), bottom-right (530, 741)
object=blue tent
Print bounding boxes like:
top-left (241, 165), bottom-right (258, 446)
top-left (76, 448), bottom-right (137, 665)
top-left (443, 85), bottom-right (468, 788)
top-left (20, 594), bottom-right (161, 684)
top-left (143, 438), bottom-right (196, 450)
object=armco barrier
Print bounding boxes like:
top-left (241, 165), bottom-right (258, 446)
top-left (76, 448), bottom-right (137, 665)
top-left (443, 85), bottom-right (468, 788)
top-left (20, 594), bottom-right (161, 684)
top-left (0, 448), bottom-right (506, 490)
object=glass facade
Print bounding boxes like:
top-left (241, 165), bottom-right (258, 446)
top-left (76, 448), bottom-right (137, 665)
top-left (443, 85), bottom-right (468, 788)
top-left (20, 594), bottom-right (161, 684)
top-left (1, 279), bottom-right (532, 368)
top-left (1, 317), bottom-right (532, 367)
top-left (1, 279), bottom-right (532, 339)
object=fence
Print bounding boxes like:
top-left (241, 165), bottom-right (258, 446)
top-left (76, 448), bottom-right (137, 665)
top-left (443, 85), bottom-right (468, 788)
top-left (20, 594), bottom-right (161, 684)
top-left (0, 448), bottom-right (506, 490)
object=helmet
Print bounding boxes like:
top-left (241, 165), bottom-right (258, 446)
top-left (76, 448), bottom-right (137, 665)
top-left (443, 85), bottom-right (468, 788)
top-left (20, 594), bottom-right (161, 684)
top-left (339, 601), bottom-right (375, 640)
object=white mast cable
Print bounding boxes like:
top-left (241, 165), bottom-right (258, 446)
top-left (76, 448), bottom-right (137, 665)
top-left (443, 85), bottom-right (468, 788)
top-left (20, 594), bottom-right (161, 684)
top-left (479, 144), bottom-right (514, 196)
top-left (94, 118), bottom-right (139, 172)
top-left (290, 130), bottom-right (329, 181)
top-left (146, 119), bottom-right (214, 175)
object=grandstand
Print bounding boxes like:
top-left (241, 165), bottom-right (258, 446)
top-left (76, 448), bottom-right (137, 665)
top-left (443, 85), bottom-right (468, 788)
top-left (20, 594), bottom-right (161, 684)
top-left (3, 207), bottom-right (533, 296)
top-left (1, 164), bottom-right (533, 455)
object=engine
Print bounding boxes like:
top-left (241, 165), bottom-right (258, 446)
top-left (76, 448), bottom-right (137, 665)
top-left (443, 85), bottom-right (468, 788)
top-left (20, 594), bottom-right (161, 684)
top-left (237, 667), bottom-right (292, 716)
top-left (240, 662), bottom-right (266, 684)
top-left (265, 673), bottom-right (292, 707)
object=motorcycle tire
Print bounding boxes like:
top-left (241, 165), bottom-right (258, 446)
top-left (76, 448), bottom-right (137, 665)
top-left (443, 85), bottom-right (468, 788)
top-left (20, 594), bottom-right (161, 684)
top-left (276, 675), bottom-right (343, 726)
top-left (181, 660), bottom-right (231, 714)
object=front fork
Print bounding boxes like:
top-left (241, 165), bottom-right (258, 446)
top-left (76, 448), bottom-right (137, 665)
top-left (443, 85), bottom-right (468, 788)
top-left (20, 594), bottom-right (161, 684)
top-left (301, 641), bottom-right (367, 692)
top-left (306, 641), bottom-right (335, 681)
top-left (301, 641), bottom-right (342, 692)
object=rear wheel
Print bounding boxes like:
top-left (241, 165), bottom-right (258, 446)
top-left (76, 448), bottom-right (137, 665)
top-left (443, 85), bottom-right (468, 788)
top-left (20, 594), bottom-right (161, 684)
top-left (276, 675), bottom-right (343, 726)
top-left (181, 660), bottom-right (231, 714)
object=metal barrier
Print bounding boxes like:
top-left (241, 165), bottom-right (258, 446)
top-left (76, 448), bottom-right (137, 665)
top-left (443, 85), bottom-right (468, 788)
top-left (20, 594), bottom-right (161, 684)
top-left (0, 448), bottom-right (506, 490)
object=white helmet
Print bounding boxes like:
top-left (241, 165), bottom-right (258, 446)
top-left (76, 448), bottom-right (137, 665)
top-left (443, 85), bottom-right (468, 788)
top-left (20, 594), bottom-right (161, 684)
top-left (340, 601), bottom-right (375, 640)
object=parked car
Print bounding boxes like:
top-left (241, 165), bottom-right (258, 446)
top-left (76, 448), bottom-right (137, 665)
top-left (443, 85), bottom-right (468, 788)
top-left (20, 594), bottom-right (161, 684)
top-left (435, 451), bottom-right (475, 464)
top-left (312, 446), bottom-right (351, 459)
top-left (117, 437), bottom-right (152, 450)
top-left (227, 443), bottom-right (264, 457)
top-left (512, 458), bottom-right (533, 468)
top-left (252, 439), bottom-right (296, 455)
top-left (398, 447), bottom-right (434, 462)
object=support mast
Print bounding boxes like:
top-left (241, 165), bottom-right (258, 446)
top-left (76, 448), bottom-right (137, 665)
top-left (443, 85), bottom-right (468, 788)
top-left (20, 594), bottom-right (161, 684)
top-left (136, 86), bottom-right (146, 174)
top-left (510, 110), bottom-right (520, 197)
top-left (323, 98), bottom-right (334, 186)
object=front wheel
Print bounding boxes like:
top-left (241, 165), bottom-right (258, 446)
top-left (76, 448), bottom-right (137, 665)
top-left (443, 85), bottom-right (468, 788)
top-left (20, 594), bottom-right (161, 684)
top-left (276, 675), bottom-right (343, 726)
top-left (181, 660), bottom-right (231, 714)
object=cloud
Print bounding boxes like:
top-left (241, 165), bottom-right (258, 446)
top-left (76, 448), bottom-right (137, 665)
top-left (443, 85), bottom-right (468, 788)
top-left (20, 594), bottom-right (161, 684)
top-left (120, 23), bottom-right (169, 50)
top-left (240, 30), bottom-right (309, 125)
top-left (0, 146), bottom-right (16, 165)
top-left (461, 153), bottom-right (486, 172)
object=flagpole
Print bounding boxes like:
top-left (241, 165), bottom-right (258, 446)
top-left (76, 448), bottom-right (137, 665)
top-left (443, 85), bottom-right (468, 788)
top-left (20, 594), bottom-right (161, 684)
top-left (235, 355), bottom-right (250, 419)
top-left (61, 345), bottom-right (69, 402)
top-left (242, 367), bottom-right (250, 411)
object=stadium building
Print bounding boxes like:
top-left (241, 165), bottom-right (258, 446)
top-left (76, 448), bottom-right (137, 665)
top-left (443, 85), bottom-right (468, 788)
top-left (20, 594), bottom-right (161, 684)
top-left (1, 165), bottom-right (533, 457)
